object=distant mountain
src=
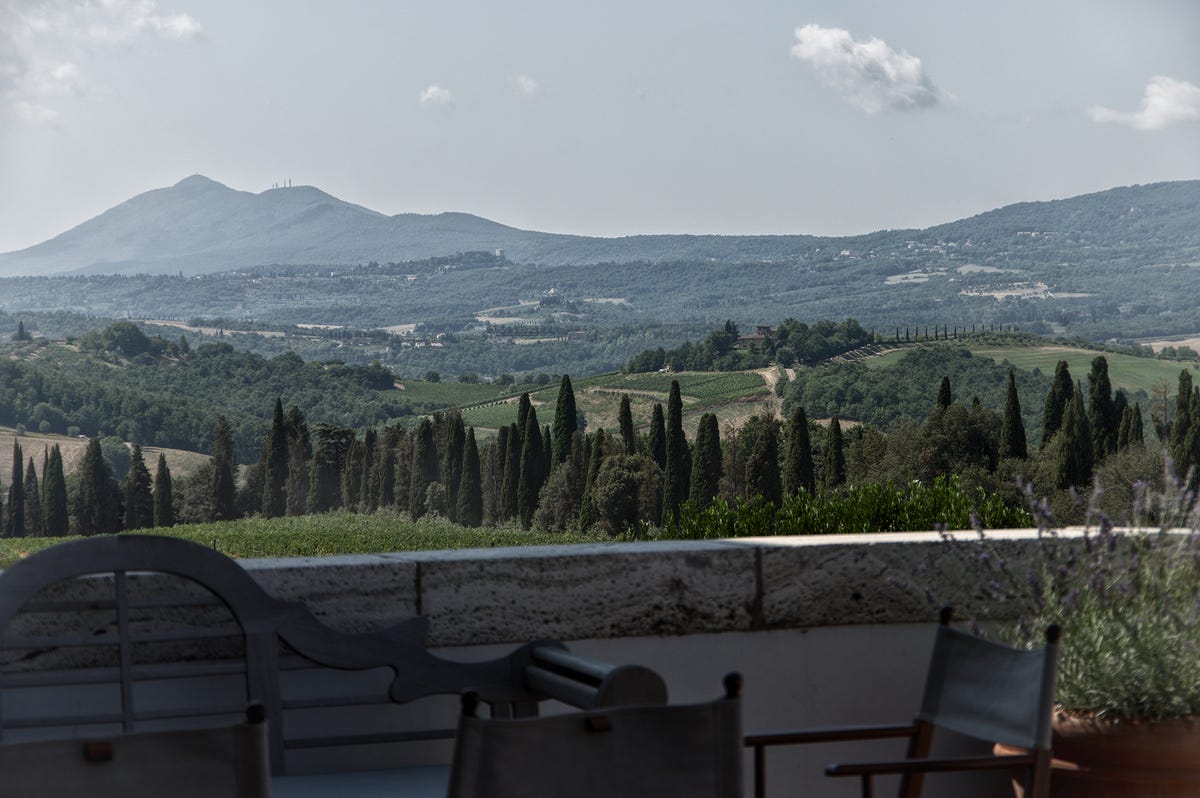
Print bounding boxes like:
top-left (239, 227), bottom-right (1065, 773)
top-left (0, 175), bottom-right (1197, 276)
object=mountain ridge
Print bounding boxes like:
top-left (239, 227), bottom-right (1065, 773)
top-left (0, 175), bottom-right (1197, 276)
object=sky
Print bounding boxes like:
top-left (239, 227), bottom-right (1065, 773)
top-left (1, 0), bottom-right (1198, 254)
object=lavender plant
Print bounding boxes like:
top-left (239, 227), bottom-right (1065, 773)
top-left (940, 461), bottom-right (1200, 721)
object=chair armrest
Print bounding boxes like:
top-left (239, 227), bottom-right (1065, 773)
top-left (826, 752), bottom-right (1038, 778)
top-left (745, 723), bottom-right (919, 748)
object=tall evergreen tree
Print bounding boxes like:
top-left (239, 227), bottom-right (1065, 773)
top-left (211, 416), bottom-right (238, 521)
top-left (341, 438), bottom-right (365, 510)
top-left (307, 424), bottom-right (354, 513)
top-left (936, 376), bottom-right (952, 410)
top-left (552, 375), bottom-right (578, 465)
top-left (1087, 356), bottom-right (1118, 461)
top-left (1000, 369), bottom-right (1028, 460)
top-left (42, 445), bottom-right (68, 536)
top-left (662, 380), bottom-right (688, 523)
top-left (376, 437), bottom-right (396, 509)
top-left (501, 422), bottom-right (522, 522)
top-left (408, 418), bottom-right (440, 519)
top-left (5, 441), bottom-right (23, 538)
top-left (262, 398), bottom-right (288, 518)
top-left (284, 406), bottom-right (311, 516)
top-left (153, 453), bottom-right (175, 528)
top-left (72, 438), bottom-right (120, 536)
top-left (745, 418), bottom-right (782, 505)
top-left (123, 444), bottom-right (154, 531)
top-left (442, 411), bottom-right (466, 521)
top-left (1056, 391), bottom-right (1094, 490)
top-left (783, 405), bottom-right (816, 494)
top-left (457, 428), bottom-right (483, 527)
top-left (579, 429), bottom-right (606, 530)
top-left (689, 414), bottom-right (722, 510)
top-left (1130, 403), bottom-right (1145, 447)
top-left (618, 394), bottom-right (636, 455)
top-left (821, 416), bottom-right (845, 490)
top-left (486, 425), bottom-right (510, 523)
top-left (516, 393), bottom-right (532, 446)
top-left (1041, 361), bottom-right (1074, 449)
top-left (1171, 370), bottom-right (1195, 473)
top-left (360, 428), bottom-right (380, 513)
top-left (648, 404), bottom-right (666, 469)
top-left (517, 407), bottom-right (543, 528)
top-left (23, 457), bottom-right (41, 537)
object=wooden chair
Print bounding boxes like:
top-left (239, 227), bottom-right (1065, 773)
top-left (745, 607), bottom-right (1061, 798)
top-left (447, 672), bottom-right (744, 798)
top-left (0, 703), bottom-right (270, 798)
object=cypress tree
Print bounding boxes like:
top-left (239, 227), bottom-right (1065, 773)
top-left (501, 422), bottom-right (521, 522)
top-left (341, 438), bottom-right (365, 510)
top-left (285, 406), bottom-right (311, 516)
top-left (551, 375), bottom-right (578, 465)
top-left (1130, 403), bottom-right (1145, 447)
top-left (1042, 361), bottom-right (1074, 449)
top-left (1000, 369), bottom-right (1028, 460)
top-left (73, 438), bottom-right (120, 536)
top-left (442, 411), bottom-right (466, 521)
top-left (153, 453), bottom-right (175, 528)
top-left (123, 444), bottom-right (154, 531)
top-left (5, 441), bottom-right (23, 537)
top-left (1056, 391), bottom-right (1094, 490)
top-left (1087, 356), bottom-right (1118, 461)
top-left (689, 414), bottom-right (722, 510)
top-left (377, 437), bottom-right (396, 509)
top-left (42, 445), bottom-right (68, 536)
top-left (662, 381), bottom-right (688, 523)
top-left (936, 376), bottom-right (952, 410)
top-left (541, 424), bottom-right (553, 483)
top-left (579, 429), bottom-right (606, 530)
top-left (23, 457), bottom-right (41, 537)
top-left (262, 398), bottom-right (288, 518)
top-left (307, 424), bottom-right (353, 513)
top-left (487, 425), bottom-right (510, 523)
top-left (517, 407), bottom-right (543, 528)
top-left (648, 403), bottom-right (666, 469)
top-left (821, 416), bottom-right (845, 490)
top-left (618, 394), bottom-right (636, 455)
top-left (408, 418), bottom-right (439, 519)
top-left (783, 405), bottom-right (816, 494)
top-left (211, 416), bottom-right (238, 521)
top-left (359, 428), bottom-right (380, 513)
top-left (516, 393), bottom-right (532, 445)
top-left (1171, 370), bottom-right (1194, 472)
top-left (457, 428), bottom-right (483, 527)
top-left (745, 419), bottom-right (782, 505)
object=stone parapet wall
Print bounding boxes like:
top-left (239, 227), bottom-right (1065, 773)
top-left (240, 528), bottom-right (1060, 646)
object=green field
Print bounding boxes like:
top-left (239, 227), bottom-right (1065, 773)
top-left (0, 512), bottom-right (609, 569)
top-left (865, 342), bottom-right (1199, 398)
top-left (460, 370), bottom-right (774, 435)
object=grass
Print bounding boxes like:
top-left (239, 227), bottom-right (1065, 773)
top-left (0, 512), bottom-right (610, 568)
top-left (865, 341), bottom-right (1199, 397)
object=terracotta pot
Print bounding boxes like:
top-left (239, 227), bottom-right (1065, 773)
top-left (1047, 712), bottom-right (1200, 797)
top-left (999, 712), bottom-right (1200, 797)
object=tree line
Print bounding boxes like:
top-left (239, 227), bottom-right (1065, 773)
top-left (1, 353), bottom-right (1175, 539)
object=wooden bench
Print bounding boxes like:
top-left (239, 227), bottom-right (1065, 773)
top-left (0, 535), bottom-right (668, 796)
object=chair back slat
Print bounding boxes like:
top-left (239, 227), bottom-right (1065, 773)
top-left (917, 625), bottom-right (1058, 751)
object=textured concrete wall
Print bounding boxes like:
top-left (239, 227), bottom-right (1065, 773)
top-left (240, 528), bottom-right (1053, 645)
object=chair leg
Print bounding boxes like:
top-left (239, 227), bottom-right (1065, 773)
top-left (861, 775), bottom-right (874, 798)
top-left (753, 745), bottom-right (766, 798)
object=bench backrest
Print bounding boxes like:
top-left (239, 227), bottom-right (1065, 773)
top-left (0, 535), bottom-right (664, 776)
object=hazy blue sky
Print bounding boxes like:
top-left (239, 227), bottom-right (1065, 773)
top-left (1, 0), bottom-right (1198, 253)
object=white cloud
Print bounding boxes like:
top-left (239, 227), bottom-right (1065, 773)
top-left (15, 99), bottom-right (58, 123)
top-left (790, 24), bottom-right (946, 114)
top-left (516, 74), bottom-right (539, 96)
top-left (1088, 76), bottom-right (1200, 131)
top-left (419, 84), bottom-right (453, 105)
top-left (1, 0), bottom-right (201, 122)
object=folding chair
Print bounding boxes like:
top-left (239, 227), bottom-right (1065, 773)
top-left (746, 607), bottom-right (1060, 798)
top-left (0, 704), bottom-right (270, 798)
top-left (447, 672), bottom-right (743, 798)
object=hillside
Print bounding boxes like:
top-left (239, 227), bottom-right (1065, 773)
top-left (1, 177), bottom-right (1195, 281)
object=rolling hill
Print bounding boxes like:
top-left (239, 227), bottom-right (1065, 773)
top-left (1, 176), bottom-right (1196, 278)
